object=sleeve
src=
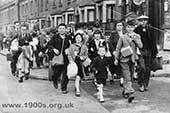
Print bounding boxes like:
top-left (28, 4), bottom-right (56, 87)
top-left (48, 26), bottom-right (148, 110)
top-left (134, 27), bottom-right (140, 34)
top-left (67, 45), bottom-right (75, 62)
top-left (29, 34), bottom-right (33, 42)
top-left (91, 57), bottom-right (98, 73)
top-left (133, 34), bottom-right (143, 49)
top-left (47, 35), bottom-right (55, 50)
top-left (82, 45), bottom-right (88, 59)
top-left (107, 41), bottom-right (114, 55)
top-left (109, 32), bottom-right (116, 50)
top-left (115, 37), bottom-right (123, 60)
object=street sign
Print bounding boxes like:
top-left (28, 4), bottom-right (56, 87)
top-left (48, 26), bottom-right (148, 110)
top-left (164, 29), bottom-right (170, 50)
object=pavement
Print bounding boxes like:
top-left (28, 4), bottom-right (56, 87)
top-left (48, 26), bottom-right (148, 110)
top-left (1, 48), bottom-right (170, 80)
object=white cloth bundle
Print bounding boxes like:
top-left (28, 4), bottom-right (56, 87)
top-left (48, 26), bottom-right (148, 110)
top-left (10, 38), bottom-right (19, 51)
top-left (30, 38), bottom-right (39, 51)
top-left (67, 61), bottom-right (78, 79)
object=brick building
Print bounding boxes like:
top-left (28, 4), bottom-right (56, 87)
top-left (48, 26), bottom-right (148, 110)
top-left (0, 0), bottom-right (19, 34)
top-left (0, 0), bottom-right (164, 44)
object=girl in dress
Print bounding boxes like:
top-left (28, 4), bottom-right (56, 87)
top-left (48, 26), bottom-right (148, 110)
top-left (68, 33), bottom-right (88, 96)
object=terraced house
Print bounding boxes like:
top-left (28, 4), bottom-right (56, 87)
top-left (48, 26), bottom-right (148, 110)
top-left (0, 0), bottom-right (165, 46)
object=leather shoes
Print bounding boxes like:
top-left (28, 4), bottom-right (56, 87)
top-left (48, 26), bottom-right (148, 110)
top-left (62, 90), bottom-right (68, 94)
top-left (122, 90), bottom-right (129, 99)
top-left (75, 88), bottom-right (80, 97)
top-left (25, 77), bottom-right (29, 80)
top-left (144, 87), bottom-right (149, 91)
top-left (110, 80), bottom-right (114, 85)
top-left (128, 94), bottom-right (135, 103)
top-left (18, 76), bottom-right (23, 83)
top-left (53, 82), bottom-right (58, 89)
top-left (139, 86), bottom-right (144, 92)
top-left (75, 92), bottom-right (80, 97)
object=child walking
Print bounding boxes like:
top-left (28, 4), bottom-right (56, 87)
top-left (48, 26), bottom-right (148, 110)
top-left (91, 45), bottom-right (110, 103)
top-left (114, 20), bottom-right (143, 103)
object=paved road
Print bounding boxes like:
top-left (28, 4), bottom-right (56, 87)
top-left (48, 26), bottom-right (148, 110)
top-left (0, 55), bottom-right (109, 113)
top-left (0, 53), bottom-right (170, 113)
top-left (82, 78), bottom-right (170, 113)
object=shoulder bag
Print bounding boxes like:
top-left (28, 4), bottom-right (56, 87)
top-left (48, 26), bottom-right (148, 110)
top-left (52, 38), bottom-right (65, 66)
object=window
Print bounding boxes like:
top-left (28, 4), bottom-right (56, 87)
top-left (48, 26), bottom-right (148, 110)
top-left (30, 1), bottom-right (33, 13)
top-left (57, 17), bottom-right (62, 26)
top-left (45, 0), bottom-right (48, 10)
top-left (59, 0), bottom-right (62, 7)
top-left (107, 4), bottom-right (116, 22)
top-left (40, 0), bottom-right (43, 12)
top-left (88, 10), bottom-right (95, 22)
top-left (53, 0), bottom-right (56, 7)
top-left (81, 10), bottom-right (84, 22)
top-left (52, 17), bottom-right (55, 27)
top-left (25, 3), bottom-right (28, 13)
top-left (68, 14), bottom-right (74, 23)
top-left (34, 0), bottom-right (38, 15)
top-left (22, 4), bottom-right (24, 16)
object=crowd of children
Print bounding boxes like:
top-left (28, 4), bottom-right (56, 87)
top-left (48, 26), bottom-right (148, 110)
top-left (7, 15), bottom-right (158, 104)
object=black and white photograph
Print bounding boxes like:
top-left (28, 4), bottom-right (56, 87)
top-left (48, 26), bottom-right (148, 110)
top-left (0, 0), bottom-right (170, 113)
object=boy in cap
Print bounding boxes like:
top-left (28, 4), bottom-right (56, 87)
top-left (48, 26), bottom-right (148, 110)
top-left (114, 20), bottom-right (143, 103)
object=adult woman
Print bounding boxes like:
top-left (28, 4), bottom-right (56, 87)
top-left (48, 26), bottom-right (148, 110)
top-left (109, 21), bottom-right (125, 86)
top-left (68, 33), bottom-right (88, 96)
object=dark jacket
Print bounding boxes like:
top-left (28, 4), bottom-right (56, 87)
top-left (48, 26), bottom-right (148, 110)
top-left (91, 56), bottom-right (110, 79)
top-left (109, 31), bottom-right (126, 50)
top-left (134, 25), bottom-right (158, 57)
top-left (88, 39), bottom-right (99, 61)
top-left (18, 33), bottom-right (32, 46)
top-left (48, 33), bottom-right (71, 65)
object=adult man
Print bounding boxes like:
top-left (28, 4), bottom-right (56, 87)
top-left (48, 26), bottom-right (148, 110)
top-left (17, 24), bottom-right (32, 82)
top-left (9, 23), bottom-right (22, 77)
top-left (109, 21), bottom-right (125, 85)
top-left (134, 15), bottom-right (158, 92)
top-left (48, 23), bottom-right (71, 94)
top-left (85, 27), bottom-right (94, 46)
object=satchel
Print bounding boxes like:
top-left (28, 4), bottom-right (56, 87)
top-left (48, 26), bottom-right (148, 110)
top-left (51, 54), bottom-right (64, 66)
top-left (52, 38), bottom-right (65, 66)
top-left (120, 46), bottom-right (133, 57)
top-left (151, 56), bottom-right (163, 72)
